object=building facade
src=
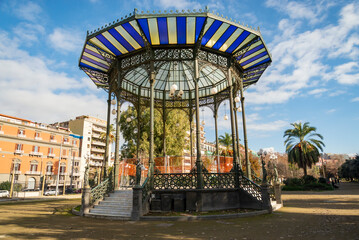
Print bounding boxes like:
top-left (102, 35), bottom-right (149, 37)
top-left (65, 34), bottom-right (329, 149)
top-left (0, 114), bottom-right (81, 190)
top-left (54, 115), bottom-right (111, 180)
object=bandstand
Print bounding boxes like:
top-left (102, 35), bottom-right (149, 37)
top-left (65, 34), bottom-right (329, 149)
top-left (79, 8), bottom-right (274, 220)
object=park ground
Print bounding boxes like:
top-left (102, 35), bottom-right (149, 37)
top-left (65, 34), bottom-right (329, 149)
top-left (0, 182), bottom-right (358, 240)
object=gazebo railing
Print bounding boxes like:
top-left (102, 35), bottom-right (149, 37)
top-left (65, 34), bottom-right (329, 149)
top-left (153, 173), bottom-right (197, 190)
top-left (238, 175), bottom-right (262, 202)
top-left (203, 172), bottom-right (236, 189)
top-left (142, 177), bottom-right (151, 203)
top-left (90, 178), bottom-right (110, 205)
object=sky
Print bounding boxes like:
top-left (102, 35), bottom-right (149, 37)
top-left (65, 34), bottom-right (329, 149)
top-left (0, 0), bottom-right (358, 155)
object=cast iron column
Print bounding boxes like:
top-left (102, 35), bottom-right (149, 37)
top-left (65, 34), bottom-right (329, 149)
top-left (239, 79), bottom-right (251, 180)
top-left (148, 64), bottom-right (155, 186)
top-left (189, 97), bottom-right (194, 168)
top-left (136, 88), bottom-right (141, 160)
top-left (102, 89), bottom-right (112, 181)
top-left (114, 97), bottom-right (121, 189)
top-left (162, 95), bottom-right (167, 173)
top-left (228, 68), bottom-right (239, 188)
top-left (233, 100), bottom-right (242, 170)
top-left (194, 59), bottom-right (203, 189)
top-left (214, 107), bottom-right (220, 173)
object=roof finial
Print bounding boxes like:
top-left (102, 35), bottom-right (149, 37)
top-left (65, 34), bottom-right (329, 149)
top-left (205, 6), bottom-right (209, 12)
top-left (134, 8), bottom-right (138, 16)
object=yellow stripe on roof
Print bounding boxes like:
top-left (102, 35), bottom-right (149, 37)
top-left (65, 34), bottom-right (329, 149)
top-left (239, 48), bottom-right (266, 64)
top-left (129, 20), bottom-right (142, 35)
top-left (83, 52), bottom-right (109, 66)
top-left (89, 38), bottom-right (115, 55)
top-left (202, 18), bottom-right (215, 34)
top-left (206, 23), bottom-right (230, 48)
top-left (81, 59), bottom-right (108, 72)
top-left (167, 17), bottom-right (177, 44)
top-left (218, 28), bottom-right (243, 52)
top-left (148, 18), bottom-right (160, 45)
top-left (233, 34), bottom-right (256, 53)
top-left (186, 17), bottom-right (196, 44)
top-left (248, 40), bottom-right (262, 51)
top-left (102, 31), bottom-right (128, 54)
top-left (242, 55), bottom-right (269, 69)
top-left (115, 25), bottom-right (142, 50)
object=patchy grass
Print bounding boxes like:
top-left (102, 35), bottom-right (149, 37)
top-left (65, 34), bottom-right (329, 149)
top-left (145, 208), bottom-right (257, 216)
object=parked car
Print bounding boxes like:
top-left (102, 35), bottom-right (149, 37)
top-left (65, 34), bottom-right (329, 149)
top-left (0, 190), bottom-right (10, 198)
top-left (44, 190), bottom-right (57, 196)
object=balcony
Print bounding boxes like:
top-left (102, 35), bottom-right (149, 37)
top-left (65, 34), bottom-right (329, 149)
top-left (30, 152), bottom-right (43, 156)
top-left (92, 133), bottom-right (101, 138)
top-left (0, 130), bottom-right (4, 134)
top-left (50, 139), bottom-right (57, 143)
top-left (18, 134), bottom-right (26, 138)
top-left (46, 171), bottom-right (53, 176)
top-left (25, 171), bottom-right (41, 175)
top-left (89, 160), bottom-right (102, 167)
top-left (91, 147), bottom-right (105, 153)
top-left (92, 126), bottom-right (106, 133)
top-left (63, 141), bottom-right (70, 145)
top-left (91, 155), bottom-right (104, 161)
top-left (61, 155), bottom-right (68, 159)
top-left (92, 141), bottom-right (106, 146)
top-left (14, 150), bottom-right (24, 155)
top-left (47, 153), bottom-right (55, 158)
top-left (59, 172), bottom-right (66, 175)
top-left (35, 137), bottom-right (42, 140)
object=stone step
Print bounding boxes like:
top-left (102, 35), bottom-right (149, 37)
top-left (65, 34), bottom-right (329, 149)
top-left (104, 197), bottom-right (132, 202)
top-left (97, 202), bottom-right (132, 207)
top-left (86, 212), bottom-right (131, 219)
top-left (90, 209), bottom-right (131, 216)
top-left (93, 206), bottom-right (132, 211)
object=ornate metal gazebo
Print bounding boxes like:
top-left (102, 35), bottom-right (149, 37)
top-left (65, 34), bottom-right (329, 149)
top-left (79, 8), bottom-right (272, 216)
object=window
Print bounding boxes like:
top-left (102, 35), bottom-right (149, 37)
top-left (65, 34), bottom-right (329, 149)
top-left (33, 146), bottom-right (40, 153)
top-left (0, 124), bottom-right (3, 133)
top-left (46, 164), bottom-right (53, 173)
top-left (88, 137), bottom-right (91, 141)
top-left (18, 129), bottom-right (25, 135)
top-left (73, 140), bottom-right (77, 146)
top-left (60, 166), bottom-right (66, 173)
top-left (34, 132), bottom-right (41, 139)
top-left (74, 161), bottom-right (79, 167)
top-left (15, 144), bottom-right (23, 151)
top-left (30, 161), bottom-right (38, 172)
top-left (63, 137), bottom-right (69, 143)
top-left (48, 148), bottom-right (54, 154)
top-left (62, 149), bottom-right (67, 155)
top-left (50, 135), bottom-right (55, 141)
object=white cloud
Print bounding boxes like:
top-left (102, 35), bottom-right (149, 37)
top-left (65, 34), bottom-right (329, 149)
top-left (13, 22), bottom-right (45, 43)
top-left (351, 97), bottom-right (359, 102)
top-left (247, 120), bottom-right (288, 131)
top-left (13, 1), bottom-right (42, 22)
top-left (153, 0), bottom-right (201, 9)
top-left (333, 62), bottom-right (359, 85)
top-left (326, 109), bottom-right (336, 114)
top-left (0, 31), bottom-right (107, 123)
top-left (249, 2), bottom-right (359, 105)
top-left (48, 28), bottom-right (83, 52)
top-left (265, 0), bottom-right (332, 24)
top-left (308, 88), bottom-right (328, 95)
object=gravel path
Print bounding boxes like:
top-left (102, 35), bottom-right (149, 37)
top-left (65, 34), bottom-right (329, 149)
top-left (0, 182), bottom-right (358, 240)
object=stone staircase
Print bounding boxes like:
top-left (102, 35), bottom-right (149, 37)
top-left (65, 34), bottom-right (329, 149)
top-left (87, 189), bottom-right (133, 219)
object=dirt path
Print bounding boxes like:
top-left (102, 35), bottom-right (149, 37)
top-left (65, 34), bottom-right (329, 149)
top-left (0, 182), bottom-right (358, 240)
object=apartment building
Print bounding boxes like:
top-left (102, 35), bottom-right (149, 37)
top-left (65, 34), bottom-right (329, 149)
top-left (0, 114), bottom-right (81, 190)
top-left (54, 115), bottom-right (111, 179)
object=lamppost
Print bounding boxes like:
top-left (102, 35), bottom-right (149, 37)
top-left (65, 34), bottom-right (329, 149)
top-left (55, 135), bottom-right (64, 196)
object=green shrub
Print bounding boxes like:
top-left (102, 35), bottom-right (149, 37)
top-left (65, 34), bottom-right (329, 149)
top-left (318, 177), bottom-right (327, 184)
top-left (282, 185), bottom-right (304, 191)
top-left (302, 175), bottom-right (317, 184)
top-left (0, 181), bottom-right (11, 190)
top-left (283, 178), bottom-right (303, 186)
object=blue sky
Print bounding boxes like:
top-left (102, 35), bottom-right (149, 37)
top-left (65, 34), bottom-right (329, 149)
top-left (0, 0), bottom-right (358, 154)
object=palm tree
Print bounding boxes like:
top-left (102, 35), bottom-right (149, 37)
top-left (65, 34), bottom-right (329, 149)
top-left (219, 132), bottom-right (232, 156)
top-left (100, 124), bottom-right (116, 144)
top-left (284, 122), bottom-right (325, 176)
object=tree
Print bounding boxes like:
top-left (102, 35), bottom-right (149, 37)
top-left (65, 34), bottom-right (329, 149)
top-left (219, 132), bottom-right (232, 156)
top-left (338, 155), bottom-right (359, 180)
top-left (284, 122), bottom-right (325, 176)
top-left (100, 124), bottom-right (115, 144)
top-left (119, 106), bottom-right (190, 159)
